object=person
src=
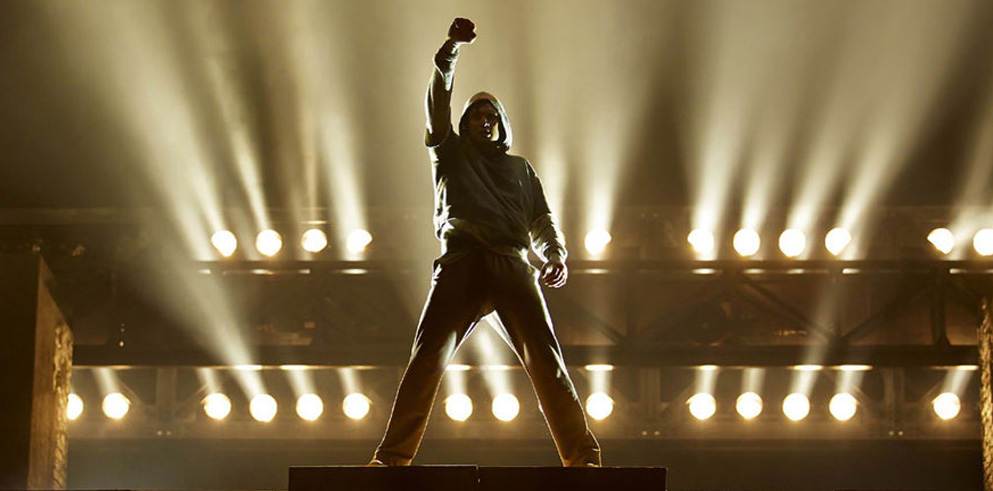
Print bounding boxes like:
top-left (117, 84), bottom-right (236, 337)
top-left (369, 17), bottom-right (601, 468)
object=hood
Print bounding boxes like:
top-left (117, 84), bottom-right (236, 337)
top-left (458, 91), bottom-right (513, 153)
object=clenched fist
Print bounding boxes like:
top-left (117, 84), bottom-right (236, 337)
top-left (448, 18), bottom-right (477, 45)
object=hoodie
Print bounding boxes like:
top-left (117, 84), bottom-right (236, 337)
top-left (425, 39), bottom-right (566, 267)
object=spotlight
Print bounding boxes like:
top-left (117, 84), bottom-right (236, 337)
top-left (343, 393), bottom-right (371, 420)
top-left (584, 364), bottom-right (615, 372)
top-left (584, 229), bottom-right (612, 255)
top-left (296, 394), bottom-right (324, 421)
top-left (973, 229), bottom-right (993, 256)
top-left (736, 392), bottom-right (763, 420)
top-left (778, 229), bottom-right (806, 258)
top-left (445, 394), bottom-right (473, 422)
top-left (585, 392), bottom-right (614, 421)
top-left (203, 393), bottom-right (232, 421)
top-left (102, 393), bottom-right (130, 420)
top-left (250, 394), bottom-right (278, 422)
top-left (733, 229), bottom-right (760, 257)
top-left (67, 393), bottom-right (84, 421)
top-left (782, 393), bottom-right (810, 421)
top-left (829, 393), bottom-right (857, 421)
top-left (492, 393), bottom-right (521, 422)
top-left (932, 392), bottom-right (961, 420)
top-left (347, 229), bottom-right (373, 254)
top-left (687, 393), bottom-right (716, 420)
top-left (792, 365), bottom-right (823, 372)
top-left (256, 230), bottom-right (283, 257)
top-left (838, 365), bottom-right (872, 372)
top-left (687, 229), bottom-right (715, 255)
top-left (211, 230), bottom-right (238, 257)
top-left (825, 228), bottom-right (851, 256)
top-left (927, 228), bottom-right (954, 255)
top-left (301, 229), bottom-right (328, 253)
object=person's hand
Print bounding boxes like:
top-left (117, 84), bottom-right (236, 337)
top-left (541, 259), bottom-right (568, 288)
top-left (448, 18), bottom-right (477, 45)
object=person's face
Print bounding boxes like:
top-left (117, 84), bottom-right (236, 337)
top-left (467, 102), bottom-right (500, 145)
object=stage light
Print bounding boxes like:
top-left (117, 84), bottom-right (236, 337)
top-left (102, 393), bottom-right (130, 420)
top-left (733, 229), bottom-right (760, 257)
top-left (203, 393), bottom-right (232, 420)
top-left (792, 365), bottom-right (823, 372)
top-left (343, 393), bottom-right (371, 420)
top-left (584, 229), bottom-right (612, 255)
top-left (67, 394), bottom-right (84, 421)
top-left (973, 229), bottom-right (993, 256)
top-left (447, 364), bottom-right (471, 372)
top-left (347, 229), bottom-right (373, 254)
top-left (782, 393), bottom-right (810, 421)
top-left (584, 364), bottom-right (614, 372)
top-left (838, 365), bottom-right (872, 372)
top-left (211, 230), bottom-right (238, 257)
top-left (778, 229), bottom-right (806, 258)
top-left (688, 229), bottom-right (715, 255)
top-left (445, 394), bottom-right (473, 422)
top-left (250, 394), bottom-right (278, 422)
top-left (932, 392), bottom-right (960, 420)
top-left (927, 228), bottom-right (954, 255)
top-left (829, 393), bottom-right (857, 421)
top-left (736, 392), bottom-right (763, 420)
top-left (825, 228), bottom-right (851, 256)
top-left (296, 394), bottom-right (324, 421)
top-left (492, 393), bottom-right (520, 422)
top-left (586, 392), bottom-right (614, 421)
top-left (687, 393), bottom-right (716, 420)
top-left (256, 230), bottom-right (283, 257)
top-left (301, 229), bottom-right (328, 253)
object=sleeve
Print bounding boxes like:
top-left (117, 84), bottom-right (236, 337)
top-left (425, 39), bottom-right (459, 147)
top-left (526, 163), bottom-right (568, 263)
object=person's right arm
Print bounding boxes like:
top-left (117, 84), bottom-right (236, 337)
top-left (425, 18), bottom-right (476, 147)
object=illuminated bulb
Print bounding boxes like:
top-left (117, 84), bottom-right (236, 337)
top-left (688, 229), bottom-right (715, 255)
top-left (688, 393), bottom-right (716, 420)
top-left (779, 229), bottom-right (806, 258)
top-left (736, 392), bottom-right (763, 420)
top-left (733, 229), bottom-right (760, 257)
top-left (585, 392), bottom-right (614, 421)
top-left (102, 393), bottom-right (130, 420)
top-left (347, 229), bottom-right (373, 254)
top-left (829, 393), bottom-right (857, 421)
top-left (927, 228), bottom-right (954, 255)
top-left (67, 394), bottom-right (84, 421)
top-left (211, 230), bottom-right (238, 257)
top-left (782, 393), bottom-right (810, 421)
top-left (250, 394), bottom-right (278, 422)
top-left (584, 364), bottom-right (614, 372)
top-left (256, 230), bottom-right (283, 257)
top-left (838, 365), bottom-right (872, 372)
top-left (932, 392), bottom-right (961, 420)
top-left (492, 394), bottom-right (521, 422)
top-left (296, 394), bottom-right (324, 421)
top-left (973, 229), bottom-right (993, 256)
top-left (446, 364), bottom-right (471, 372)
top-left (343, 393), bottom-right (371, 420)
top-left (585, 229), bottom-right (612, 255)
top-left (203, 393), bottom-right (232, 420)
top-left (793, 364), bottom-right (823, 372)
top-left (445, 394), bottom-right (473, 422)
top-left (301, 229), bottom-right (328, 253)
top-left (825, 228), bottom-right (851, 256)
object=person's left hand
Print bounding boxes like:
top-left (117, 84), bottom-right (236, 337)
top-left (541, 259), bottom-right (568, 288)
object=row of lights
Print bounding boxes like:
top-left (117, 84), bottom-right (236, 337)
top-left (685, 391), bottom-right (964, 422)
top-left (583, 227), bottom-right (993, 257)
top-left (210, 229), bottom-right (373, 258)
top-left (67, 392), bottom-right (373, 422)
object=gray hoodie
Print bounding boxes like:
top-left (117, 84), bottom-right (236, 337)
top-left (425, 40), bottom-right (566, 268)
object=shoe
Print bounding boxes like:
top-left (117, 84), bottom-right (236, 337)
top-left (584, 462), bottom-right (601, 468)
top-left (367, 459), bottom-right (388, 467)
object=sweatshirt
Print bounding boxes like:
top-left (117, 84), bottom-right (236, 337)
top-left (425, 39), bottom-right (567, 268)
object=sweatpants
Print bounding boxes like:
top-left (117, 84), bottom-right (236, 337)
top-left (371, 249), bottom-right (601, 466)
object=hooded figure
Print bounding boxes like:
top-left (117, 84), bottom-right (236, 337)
top-left (370, 18), bottom-right (601, 468)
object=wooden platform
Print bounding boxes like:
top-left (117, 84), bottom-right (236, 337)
top-left (289, 465), bottom-right (666, 491)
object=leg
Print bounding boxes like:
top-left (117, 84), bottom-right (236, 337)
top-left (490, 256), bottom-right (601, 467)
top-left (372, 256), bottom-right (488, 465)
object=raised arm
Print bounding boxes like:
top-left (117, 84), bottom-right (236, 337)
top-left (426, 18), bottom-right (476, 147)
